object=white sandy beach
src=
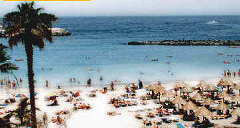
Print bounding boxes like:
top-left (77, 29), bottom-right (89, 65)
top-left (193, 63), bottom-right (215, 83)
top-left (0, 78), bottom-right (240, 128)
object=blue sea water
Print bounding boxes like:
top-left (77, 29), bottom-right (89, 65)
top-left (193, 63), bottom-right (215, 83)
top-left (1, 16), bottom-right (240, 87)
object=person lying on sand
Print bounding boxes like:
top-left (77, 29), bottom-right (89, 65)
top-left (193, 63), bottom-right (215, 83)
top-left (73, 103), bottom-right (91, 110)
top-left (107, 111), bottom-right (121, 116)
top-left (47, 99), bottom-right (59, 106)
top-left (52, 115), bottom-right (64, 125)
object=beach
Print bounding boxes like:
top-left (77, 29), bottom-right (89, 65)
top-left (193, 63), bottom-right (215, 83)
top-left (1, 75), bottom-right (240, 128)
top-left (1, 1), bottom-right (240, 127)
top-left (0, 16), bottom-right (240, 128)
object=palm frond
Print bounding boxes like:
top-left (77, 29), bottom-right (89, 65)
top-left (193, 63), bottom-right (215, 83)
top-left (3, 2), bottom-right (57, 49)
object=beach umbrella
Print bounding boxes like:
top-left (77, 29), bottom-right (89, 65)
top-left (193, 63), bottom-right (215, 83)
top-left (153, 85), bottom-right (166, 94)
top-left (145, 84), bottom-right (155, 90)
top-left (232, 108), bottom-right (240, 117)
top-left (219, 91), bottom-right (231, 101)
top-left (234, 83), bottom-right (240, 90)
top-left (203, 98), bottom-right (213, 106)
top-left (172, 96), bottom-right (186, 104)
top-left (215, 101), bottom-right (228, 110)
top-left (174, 82), bottom-right (186, 89)
top-left (183, 101), bottom-right (196, 111)
top-left (232, 95), bottom-right (240, 103)
top-left (153, 85), bottom-right (166, 102)
top-left (206, 84), bottom-right (216, 91)
top-left (195, 106), bottom-right (212, 117)
top-left (217, 78), bottom-right (233, 87)
top-left (234, 83), bottom-right (240, 94)
top-left (192, 93), bottom-right (202, 101)
top-left (196, 80), bottom-right (208, 89)
top-left (182, 86), bottom-right (192, 93)
top-left (47, 92), bottom-right (57, 97)
top-left (163, 91), bottom-right (175, 98)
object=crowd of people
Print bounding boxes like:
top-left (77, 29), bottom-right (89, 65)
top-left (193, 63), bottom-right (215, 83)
top-left (224, 69), bottom-right (240, 77)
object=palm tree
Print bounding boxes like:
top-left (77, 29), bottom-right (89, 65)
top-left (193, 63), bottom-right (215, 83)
top-left (0, 44), bottom-right (18, 73)
top-left (3, 2), bottom-right (57, 127)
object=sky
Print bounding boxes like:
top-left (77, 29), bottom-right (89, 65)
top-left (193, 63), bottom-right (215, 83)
top-left (0, 0), bottom-right (240, 17)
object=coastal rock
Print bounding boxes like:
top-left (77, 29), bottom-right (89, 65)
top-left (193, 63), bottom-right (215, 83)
top-left (50, 28), bottom-right (71, 36)
top-left (128, 40), bottom-right (240, 46)
top-left (0, 27), bottom-right (71, 37)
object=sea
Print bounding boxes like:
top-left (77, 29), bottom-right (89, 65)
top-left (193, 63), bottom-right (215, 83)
top-left (1, 16), bottom-right (240, 87)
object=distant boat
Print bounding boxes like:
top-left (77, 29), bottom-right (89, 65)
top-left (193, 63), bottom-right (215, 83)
top-left (15, 58), bottom-right (24, 62)
top-left (206, 20), bottom-right (218, 25)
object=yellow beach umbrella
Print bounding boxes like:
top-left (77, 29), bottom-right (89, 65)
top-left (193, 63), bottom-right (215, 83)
top-left (163, 91), bottom-right (175, 98)
top-left (219, 91), bottom-right (231, 101)
top-left (192, 93), bottom-right (202, 101)
top-left (206, 84), bottom-right (216, 91)
top-left (174, 82), bottom-right (185, 89)
top-left (232, 95), bottom-right (240, 103)
top-left (47, 92), bottom-right (57, 97)
top-left (145, 84), bottom-right (155, 90)
top-left (218, 78), bottom-right (233, 87)
top-left (154, 85), bottom-right (166, 94)
top-left (232, 108), bottom-right (240, 117)
top-left (215, 101), bottom-right (228, 110)
top-left (172, 96), bottom-right (186, 104)
top-left (183, 101), bottom-right (196, 111)
top-left (203, 98), bottom-right (213, 106)
top-left (234, 83), bottom-right (240, 90)
top-left (195, 106), bottom-right (212, 117)
top-left (196, 80), bottom-right (207, 89)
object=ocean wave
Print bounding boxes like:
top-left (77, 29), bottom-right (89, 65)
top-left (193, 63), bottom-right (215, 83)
top-left (206, 20), bottom-right (219, 25)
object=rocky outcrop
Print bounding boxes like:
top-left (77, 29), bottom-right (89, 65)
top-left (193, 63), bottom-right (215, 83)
top-left (0, 27), bottom-right (71, 37)
top-left (128, 40), bottom-right (240, 46)
top-left (50, 28), bottom-right (71, 36)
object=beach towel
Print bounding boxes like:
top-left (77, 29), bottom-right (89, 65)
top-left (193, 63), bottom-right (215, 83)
top-left (16, 94), bottom-right (21, 97)
top-left (0, 104), bottom-right (8, 106)
top-left (176, 123), bottom-right (185, 128)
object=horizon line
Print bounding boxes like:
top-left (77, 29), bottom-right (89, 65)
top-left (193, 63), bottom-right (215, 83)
top-left (1, 14), bottom-right (240, 18)
top-left (4, 0), bottom-right (91, 1)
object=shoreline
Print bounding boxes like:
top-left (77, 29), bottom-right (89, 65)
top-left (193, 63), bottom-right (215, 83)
top-left (128, 40), bottom-right (240, 46)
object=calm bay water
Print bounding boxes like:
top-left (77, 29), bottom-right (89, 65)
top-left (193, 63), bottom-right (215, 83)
top-left (1, 16), bottom-right (240, 87)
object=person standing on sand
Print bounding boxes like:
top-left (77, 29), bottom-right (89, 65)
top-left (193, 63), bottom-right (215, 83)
top-left (45, 80), bottom-right (49, 88)
top-left (110, 81), bottom-right (114, 91)
top-left (138, 80), bottom-right (143, 89)
top-left (19, 78), bottom-right (23, 87)
top-left (12, 80), bottom-right (16, 89)
top-left (87, 78), bottom-right (91, 87)
top-left (43, 112), bottom-right (48, 127)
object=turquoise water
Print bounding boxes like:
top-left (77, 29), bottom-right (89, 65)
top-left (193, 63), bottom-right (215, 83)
top-left (1, 16), bottom-right (240, 87)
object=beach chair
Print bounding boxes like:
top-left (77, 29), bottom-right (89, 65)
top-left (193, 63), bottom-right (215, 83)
top-left (176, 123), bottom-right (185, 128)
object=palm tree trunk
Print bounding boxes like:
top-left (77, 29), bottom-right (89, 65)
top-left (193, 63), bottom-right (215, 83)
top-left (25, 43), bottom-right (37, 128)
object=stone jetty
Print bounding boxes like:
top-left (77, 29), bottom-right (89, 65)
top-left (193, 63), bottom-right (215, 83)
top-left (128, 40), bottom-right (240, 46)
